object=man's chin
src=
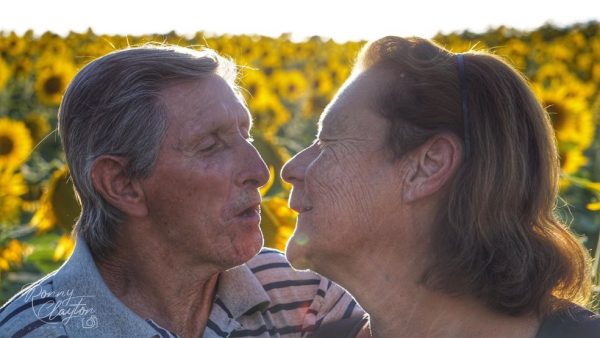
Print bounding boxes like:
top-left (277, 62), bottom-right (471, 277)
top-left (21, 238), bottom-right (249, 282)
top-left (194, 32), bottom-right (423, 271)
top-left (230, 231), bottom-right (264, 266)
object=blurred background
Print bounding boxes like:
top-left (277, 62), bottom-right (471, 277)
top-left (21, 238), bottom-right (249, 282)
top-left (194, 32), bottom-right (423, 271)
top-left (0, 0), bottom-right (599, 307)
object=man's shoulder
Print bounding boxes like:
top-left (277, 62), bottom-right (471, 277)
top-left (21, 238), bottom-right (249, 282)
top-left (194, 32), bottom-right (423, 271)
top-left (242, 247), bottom-right (364, 332)
top-left (0, 273), bottom-right (67, 337)
top-left (247, 247), bottom-right (324, 286)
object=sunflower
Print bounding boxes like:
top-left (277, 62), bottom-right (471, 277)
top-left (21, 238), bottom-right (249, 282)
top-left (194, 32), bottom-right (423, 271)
top-left (435, 33), bottom-right (488, 54)
top-left (53, 234), bottom-right (75, 262)
top-left (36, 34), bottom-right (71, 58)
top-left (229, 35), bottom-right (261, 64)
top-left (12, 56), bottom-right (33, 81)
top-left (534, 62), bottom-right (577, 88)
top-left (532, 82), bottom-right (596, 180)
top-left (3, 32), bottom-right (27, 57)
top-left (32, 166), bottom-right (81, 233)
top-left (0, 239), bottom-right (28, 272)
top-left (592, 63), bottom-right (600, 83)
top-left (271, 69), bottom-right (309, 103)
top-left (253, 133), bottom-right (290, 195)
top-left (311, 68), bottom-right (335, 99)
top-left (560, 149), bottom-right (589, 176)
top-left (498, 38), bottom-right (529, 70)
top-left (75, 41), bottom-right (114, 67)
top-left (247, 88), bottom-right (291, 137)
top-left (23, 113), bottom-right (52, 144)
top-left (545, 42), bottom-right (574, 63)
top-left (588, 201), bottom-right (600, 211)
top-left (239, 68), bottom-right (269, 101)
top-left (0, 57), bottom-right (11, 91)
top-left (0, 167), bottom-right (27, 225)
top-left (534, 85), bottom-right (595, 152)
top-left (575, 53), bottom-right (593, 75)
top-left (259, 47), bottom-right (283, 75)
top-left (325, 59), bottom-right (351, 89)
top-left (260, 196), bottom-right (297, 250)
top-left (34, 59), bottom-right (77, 106)
top-left (0, 118), bottom-right (33, 169)
top-left (260, 166), bottom-right (276, 197)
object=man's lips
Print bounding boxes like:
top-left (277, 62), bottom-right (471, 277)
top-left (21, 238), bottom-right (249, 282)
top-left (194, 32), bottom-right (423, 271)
top-left (237, 202), bottom-right (261, 217)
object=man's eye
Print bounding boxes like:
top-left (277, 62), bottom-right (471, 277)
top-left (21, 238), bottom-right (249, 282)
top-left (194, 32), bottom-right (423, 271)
top-left (198, 141), bottom-right (219, 152)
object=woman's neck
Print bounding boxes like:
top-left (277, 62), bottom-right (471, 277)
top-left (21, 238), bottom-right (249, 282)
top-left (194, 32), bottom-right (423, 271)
top-left (324, 252), bottom-right (540, 338)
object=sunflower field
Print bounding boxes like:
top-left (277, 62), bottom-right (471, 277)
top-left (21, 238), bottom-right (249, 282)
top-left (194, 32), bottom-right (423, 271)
top-left (0, 22), bottom-right (599, 305)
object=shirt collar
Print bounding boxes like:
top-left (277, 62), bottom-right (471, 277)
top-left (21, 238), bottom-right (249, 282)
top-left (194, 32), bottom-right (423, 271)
top-left (203, 257), bottom-right (271, 338)
top-left (216, 263), bottom-right (271, 318)
top-left (52, 238), bottom-right (272, 337)
top-left (52, 238), bottom-right (165, 338)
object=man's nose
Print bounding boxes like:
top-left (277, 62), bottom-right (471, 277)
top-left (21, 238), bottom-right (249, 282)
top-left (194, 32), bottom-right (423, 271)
top-left (238, 142), bottom-right (270, 188)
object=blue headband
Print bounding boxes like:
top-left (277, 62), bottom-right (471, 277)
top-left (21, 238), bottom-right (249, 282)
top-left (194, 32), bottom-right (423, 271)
top-left (456, 54), bottom-right (471, 161)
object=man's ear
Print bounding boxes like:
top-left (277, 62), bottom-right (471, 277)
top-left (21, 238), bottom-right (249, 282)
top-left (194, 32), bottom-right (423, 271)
top-left (401, 133), bottom-right (462, 203)
top-left (90, 155), bottom-right (148, 217)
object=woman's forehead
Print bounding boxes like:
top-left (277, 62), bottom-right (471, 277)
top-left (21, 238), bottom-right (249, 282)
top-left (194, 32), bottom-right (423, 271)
top-left (319, 72), bottom-right (385, 134)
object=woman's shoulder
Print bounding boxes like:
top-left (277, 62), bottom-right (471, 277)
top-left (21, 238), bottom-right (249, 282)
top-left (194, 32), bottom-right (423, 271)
top-left (535, 303), bottom-right (600, 338)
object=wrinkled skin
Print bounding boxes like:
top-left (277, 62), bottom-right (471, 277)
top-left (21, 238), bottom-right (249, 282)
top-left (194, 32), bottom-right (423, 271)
top-left (281, 70), bottom-right (416, 272)
top-left (141, 74), bottom-right (270, 271)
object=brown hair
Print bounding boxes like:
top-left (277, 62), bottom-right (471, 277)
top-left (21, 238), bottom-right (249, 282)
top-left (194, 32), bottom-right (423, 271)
top-left (354, 36), bottom-right (592, 316)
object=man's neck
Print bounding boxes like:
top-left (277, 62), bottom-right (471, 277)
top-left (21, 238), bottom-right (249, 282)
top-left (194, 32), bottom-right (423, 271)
top-left (95, 235), bottom-right (220, 338)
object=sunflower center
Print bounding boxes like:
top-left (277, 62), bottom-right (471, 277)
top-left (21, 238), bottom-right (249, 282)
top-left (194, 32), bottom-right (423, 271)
top-left (51, 174), bottom-right (81, 229)
top-left (287, 84), bottom-right (297, 95)
top-left (313, 79), bottom-right (320, 90)
top-left (44, 76), bottom-right (63, 95)
top-left (249, 84), bottom-right (258, 96)
top-left (545, 100), bottom-right (567, 130)
top-left (0, 135), bottom-right (14, 155)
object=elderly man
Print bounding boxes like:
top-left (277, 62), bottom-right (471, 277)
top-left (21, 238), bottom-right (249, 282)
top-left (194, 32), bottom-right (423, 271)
top-left (0, 45), bottom-right (362, 337)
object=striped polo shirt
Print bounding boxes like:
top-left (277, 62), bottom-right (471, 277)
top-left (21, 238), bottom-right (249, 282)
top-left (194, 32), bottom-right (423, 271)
top-left (0, 238), bottom-right (363, 337)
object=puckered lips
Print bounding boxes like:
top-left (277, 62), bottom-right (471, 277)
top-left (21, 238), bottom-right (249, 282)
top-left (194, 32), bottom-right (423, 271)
top-left (235, 199), bottom-right (262, 226)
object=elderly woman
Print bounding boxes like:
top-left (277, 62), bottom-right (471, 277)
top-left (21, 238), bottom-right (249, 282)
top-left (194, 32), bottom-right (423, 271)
top-left (281, 36), bottom-right (599, 338)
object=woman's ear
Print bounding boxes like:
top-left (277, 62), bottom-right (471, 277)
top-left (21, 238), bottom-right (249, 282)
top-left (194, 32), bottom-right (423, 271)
top-left (90, 155), bottom-right (148, 217)
top-left (401, 133), bottom-right (462, 203)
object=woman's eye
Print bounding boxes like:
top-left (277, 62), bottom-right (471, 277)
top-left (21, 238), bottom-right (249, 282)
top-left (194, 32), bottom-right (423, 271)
top-left (316, 139), bottom-right (328, 150)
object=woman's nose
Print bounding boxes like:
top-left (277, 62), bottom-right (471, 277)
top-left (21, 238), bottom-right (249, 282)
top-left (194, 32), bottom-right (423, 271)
top-left (281, 147), bottom-right (312, 185)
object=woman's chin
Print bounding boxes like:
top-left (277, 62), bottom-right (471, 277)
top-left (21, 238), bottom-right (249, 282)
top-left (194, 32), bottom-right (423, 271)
top-left (285, 232), bottom-right (315, 271)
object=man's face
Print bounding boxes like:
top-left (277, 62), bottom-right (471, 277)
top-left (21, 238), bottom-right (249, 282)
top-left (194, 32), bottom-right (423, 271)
top-left (141, 74), bottom-right (269, 270)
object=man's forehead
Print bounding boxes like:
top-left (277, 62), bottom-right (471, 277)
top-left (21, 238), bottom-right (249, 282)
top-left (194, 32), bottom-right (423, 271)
top-left (181, 97), bottom-right (251, 130)
top-left (163, 77), bottom-right (245, 112)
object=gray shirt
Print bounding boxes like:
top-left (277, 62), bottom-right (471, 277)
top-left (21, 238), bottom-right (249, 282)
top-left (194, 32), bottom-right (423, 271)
top-left (0, 239), bottom-right (363, 337)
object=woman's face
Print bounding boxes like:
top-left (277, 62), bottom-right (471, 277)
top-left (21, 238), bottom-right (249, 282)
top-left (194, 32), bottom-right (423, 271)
top-left (281, 71), bottom-right (411, 271)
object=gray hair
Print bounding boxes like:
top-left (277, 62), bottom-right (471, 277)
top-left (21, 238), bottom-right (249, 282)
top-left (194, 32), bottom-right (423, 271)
top-left (58, 44), bottom-right (238, 258)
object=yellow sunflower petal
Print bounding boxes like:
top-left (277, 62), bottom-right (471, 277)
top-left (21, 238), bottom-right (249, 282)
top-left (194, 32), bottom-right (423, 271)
top-left (32, 166), bottom-right (81, 233)
top-left (53, 234), bottom-right (75, 261)
top-left (0, 118), bottom-right (33, 169)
